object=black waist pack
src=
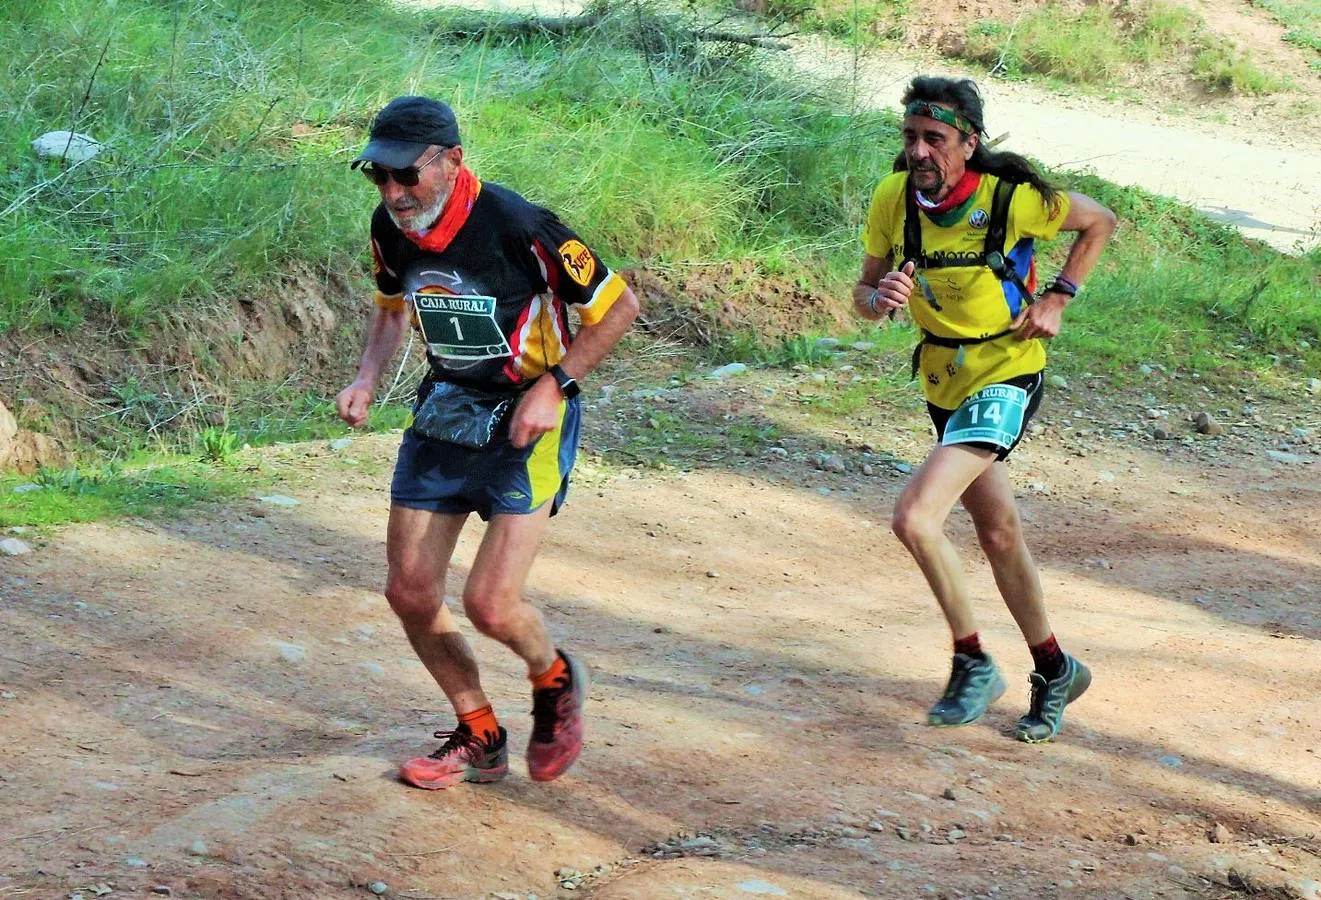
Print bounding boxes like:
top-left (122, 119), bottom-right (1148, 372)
top-left (412, 380), bottom-right (516, 450)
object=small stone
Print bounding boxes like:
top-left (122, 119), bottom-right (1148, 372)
top-left (257, 495), bottom-right (299, 508)
top-left (124, 857), bottom-right (149, 867)
top-left (152, 888), bottom-right (172, 897)
top-left (735, 881), bottom-right (788, 896)
top-left (329, 437), bottom-right (352, 451)
top-left (274, 641), bottom-right (306, 664)
top-left (947, 828), bottom-right (966, 842)
top-left (12, 483), bottom-right (42, 494)
top-left (1047, 374), bottom-right (1068, 389)
top-left (1124, 833), bottom-right (1145, 845)
top-left (706, 570), bottom-right (719, 579)
top-left (188, 840), bottom-right (208, 856)
top-left (1139, 364), bottom-right (1154, 376)
top-left (368, 882), bottom-right (388, 896)
top-left (0, 538), bottom-right (33, 556)
top-left (1096, 470), bottom-right (1115, 483)
top-left (837, 826), bottom-right (867, 839)
top-left (893, 462), bottom-right (913, 474)
top-left (817, 453), bottom-right (846, 474)
top-left (1029, 423), bottom-right (1045, 436)
top-left (816, 337), bottom-right (841, 350)
top-left (710, 363), bottom-right (748, 379)
top-left (867, 820), bottom-right (885, 832)
top-left (851, 342), bottom-right (875, 352)
top-left (942, 787), bottom-right (962, 801)
top-left (1267, 450), bottom-right (1304, 465)
top-left (1158, 754), bottom-right (1183, 769)
top-left (1308, 378), bottom-right (1321, 395)
top-left (1027, 482), bottom-right (1051, 495)
top-left (0, 691), bottom-right (15, 701)
top-left (810, 373), bottom-right (827, 384)
top-left (767, 446), bottom-right (789, 459)
top-left (1151, 421), bottom-right (1175, 440)
top-left (896, 826), bottom-right (914, 841)
top-left (1209, 823), bottom-right (1232, 843)
top-left (861, 463), bottom-right (875, 476)
top-left (32, 130), bottom-right (104, 163)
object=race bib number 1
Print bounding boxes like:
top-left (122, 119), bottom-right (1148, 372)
top-left (413, 291), bottom-right (511, 361)
top-left (941, 383), bottom-right (1029, 450)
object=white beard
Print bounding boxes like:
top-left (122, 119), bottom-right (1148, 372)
top-left (388, 186), bottom-right (450, 234)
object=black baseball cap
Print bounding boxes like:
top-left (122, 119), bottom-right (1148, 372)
top-left (351, 96), bottom-right (461, 170)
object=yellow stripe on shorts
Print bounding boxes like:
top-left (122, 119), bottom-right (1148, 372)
top-left (526, 400), bottom-right (567, 508)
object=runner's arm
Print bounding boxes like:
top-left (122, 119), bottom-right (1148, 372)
top-left (854, 253), bottom-right (914, 321)
top-left (508, 284), bottom-right (640, 448)
top-left (336, 304), bottom-right (410, 428)
top-left (1014, 192), bottom-right (1117, 340)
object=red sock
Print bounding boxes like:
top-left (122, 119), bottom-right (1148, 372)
top-left (457, 705), bottom-right (500, 744)
top-left (1030, 634), bottom-right (1066, 678)
top-left (953, 632), bottom-right (984, 658)
top-left (530, 653), bottom-right (568, 691)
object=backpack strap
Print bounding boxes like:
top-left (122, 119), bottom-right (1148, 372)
top-left (985, 177), bottom-right (1016, 259)
top-left (902, 175), bottom-right (924, 268)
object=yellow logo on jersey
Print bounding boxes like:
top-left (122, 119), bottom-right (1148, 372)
top-left (558, 240), bottom-right (596, 287)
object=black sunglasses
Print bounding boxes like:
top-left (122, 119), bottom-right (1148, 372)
top-left (360, 147), bottom-right (447, 187)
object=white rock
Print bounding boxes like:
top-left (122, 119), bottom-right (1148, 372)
top-left (329, 437), bottom-right (352, 451)
top-left (0, 538), bottom-right (33, 556)
top-left (32, 130), bottom-right (104, 163)
top-left (368, 882), bottom-right (388, 896)
top-left (188, 840), bottom-right (208, 856)
top-left (1048, 374), bottom-right (1068, 389)
top-left (736, 881), bottom-right (788, 897)
top-left (258, 495), bottom-right (299, 507)
top-left (710, 363), bottom-right (748, 379)
top-left (274, 641), bottom-right (306, 664)
top-left (12, 483), bottom-right (42, 494)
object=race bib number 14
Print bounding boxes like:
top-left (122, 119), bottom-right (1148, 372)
top-left (942, 383), bottom-right (1029, 450)
top-left (413, 291), bottom-right (511, 361)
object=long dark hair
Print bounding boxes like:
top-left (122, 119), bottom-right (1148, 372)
top-left (894, 75), bottom-right (1058, 204)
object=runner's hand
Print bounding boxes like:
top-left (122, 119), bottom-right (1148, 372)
top-left (336, 379), bottom-right (374, 428)
top-left (1013, 293), bottom-right (1067, 340)
top-left (860, 260), bottom-right (915, 316)
top-left (509, 375), bottom-right (564, 449)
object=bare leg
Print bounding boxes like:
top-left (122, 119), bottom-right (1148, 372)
top-left (384, 505), bottom-right (490, 714)
top-left (461, 503), bottom-right (557, 676)
top-left (960, 462), bottom-right (1051, 646)
top-left (891, 443), bottom-right (999, 640)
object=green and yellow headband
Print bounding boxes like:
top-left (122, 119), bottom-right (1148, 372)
top-left (904, 101), bottom-right (975, 135)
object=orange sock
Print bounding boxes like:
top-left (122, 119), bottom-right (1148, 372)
top-left (457, 705), bottom-right (500, 744)
top-left (530, 653), bottom-right (568, 691)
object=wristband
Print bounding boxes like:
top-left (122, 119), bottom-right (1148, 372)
top-left (1042, 280), bottom-right (1078, 298)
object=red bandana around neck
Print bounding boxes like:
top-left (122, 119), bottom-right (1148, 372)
top-left (914, 169), bottom-right (981, 215)
top-left (407, 165), bottom-right (481, 253)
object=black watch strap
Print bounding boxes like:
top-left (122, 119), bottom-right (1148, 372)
top-left (549, 364), bottom-right (580, 399)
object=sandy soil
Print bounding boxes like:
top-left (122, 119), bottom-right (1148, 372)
top-left (2, 361), bottom-right (1319, 900)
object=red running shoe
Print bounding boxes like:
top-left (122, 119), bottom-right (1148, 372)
top-left (526, 651), bottom-right (590, 782)
top-left (399, 724), bottom-right (508, 790)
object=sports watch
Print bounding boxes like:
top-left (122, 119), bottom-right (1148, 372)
top-left (548, 364), bottom-right (580, 399)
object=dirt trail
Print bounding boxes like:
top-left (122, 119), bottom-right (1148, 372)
top-left (2, 364), bottom-right (1319, 899)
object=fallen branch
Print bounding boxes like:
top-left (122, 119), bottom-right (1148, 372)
top-left (432, 14), bottom-right (791, 50)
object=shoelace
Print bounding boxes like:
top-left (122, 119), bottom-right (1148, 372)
top-left (530, 675), bottom-right (572, 742)
top-left (428, 727), bottom-right (479, 760)
top-left (941, 658), bottom-right (973, 702)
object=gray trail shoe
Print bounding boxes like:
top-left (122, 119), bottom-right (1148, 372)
top-left (1016, 654), bottom-right (1092, 743)
top-left (927, 653), bottom-right (1007, 726)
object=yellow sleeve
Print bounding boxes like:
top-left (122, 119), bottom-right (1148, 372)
top-left (574, 271), bottom-right (625, 326)
top-left (1011, 185), bottom-right (1071, 241)
top-left (374, 289), bottom-right (405, 313)
top-left (860, 177), bottom-right (900, 259)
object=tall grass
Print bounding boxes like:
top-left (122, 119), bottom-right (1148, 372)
top-left (3, 0), bottom-right (1317, 383)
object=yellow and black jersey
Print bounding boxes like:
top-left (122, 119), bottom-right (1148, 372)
top-left (371, 181), bottom-right (625, 392)
top-left (862, 172), bottom-right (1070, 409)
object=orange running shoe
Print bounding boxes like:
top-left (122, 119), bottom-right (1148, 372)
top-left (399, 724), bottom-right (508, 790)
top-left (526, 651), bottom-right (590, 782)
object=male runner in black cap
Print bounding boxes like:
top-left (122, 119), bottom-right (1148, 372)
top-left (337, 95), bottom-right (639, 789)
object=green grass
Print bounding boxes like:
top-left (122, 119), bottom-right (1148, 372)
top-left (1251, 0), bottom-right (1321, 60)
top-left (0, 457), bottom-right (252, 527)
top-left (960, 0), bottom-right (1283, 94)
top-left (4, 0), bottom-right (1319, 495)
top-left (1192, 38), bottom-right (1289, 94)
